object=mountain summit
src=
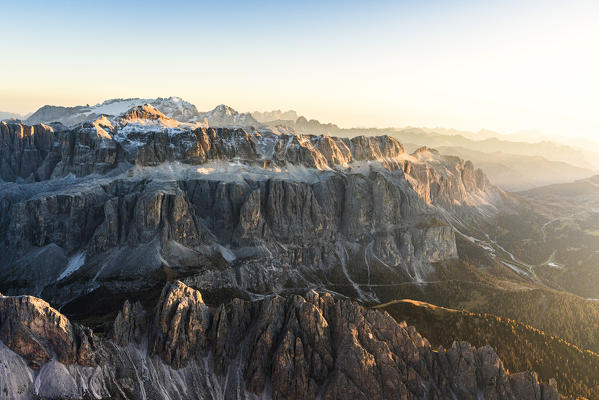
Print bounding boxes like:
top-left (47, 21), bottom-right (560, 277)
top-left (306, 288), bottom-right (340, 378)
top-left (118, 104), bottom-right (180, 128)
top-left (200, 103), bottom-right (260, 127)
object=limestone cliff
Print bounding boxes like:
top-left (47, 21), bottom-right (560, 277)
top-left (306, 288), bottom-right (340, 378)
top-left (0, 115), bottom-right (506, 316)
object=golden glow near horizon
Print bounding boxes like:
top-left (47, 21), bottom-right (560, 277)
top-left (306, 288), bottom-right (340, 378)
top-left (1, 1), bottom-right (597, 140)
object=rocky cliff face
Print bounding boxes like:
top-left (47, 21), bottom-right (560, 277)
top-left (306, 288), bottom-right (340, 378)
top-left (0, 113), bottom-right (506, 317)
top-left (0, 120), bottom-right (124, 182)
top-left (0, 282), bottom-right (561, 400)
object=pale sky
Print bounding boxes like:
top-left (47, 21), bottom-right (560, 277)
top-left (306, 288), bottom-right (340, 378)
top-left (1, 0), bottom-right (598, 139)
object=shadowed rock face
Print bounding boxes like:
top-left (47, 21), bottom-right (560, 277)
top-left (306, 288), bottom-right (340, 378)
top-left (0, 120), bottom-right (124, 182)
top-left (0, 122), bottom-right (58, 182)
top-left (0, 282), bottom-right (561, 400)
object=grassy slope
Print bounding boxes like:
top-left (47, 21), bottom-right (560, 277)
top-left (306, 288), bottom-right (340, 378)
top-left (378, 299), bottom-right (599, 399)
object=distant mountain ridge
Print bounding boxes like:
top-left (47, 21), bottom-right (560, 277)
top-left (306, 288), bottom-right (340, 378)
top-left (251, 109), bottom-right (298, 122)
top-left (0, 111), bottom-right (27, 121)
top-left (416, 145), bottom-right (595, 191)
top-left (25, 97), bottom-right (261, 129)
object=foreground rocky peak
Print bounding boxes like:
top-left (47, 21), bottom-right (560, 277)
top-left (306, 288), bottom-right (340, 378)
top-left (0, 294), bottom-right (97, 367)
top-left (150, 281), bottom-right (211, 367)
top-left (0, 282), bottom-right (561, 400)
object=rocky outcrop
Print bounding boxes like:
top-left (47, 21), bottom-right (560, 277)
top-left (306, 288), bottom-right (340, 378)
top-left (150, 281), bottom-right (212, 368)
top-left (109, 299), bottom-right (146, 347)
top-left (0, 283), bottom-right (562, 399)
top-left (0, 294), bottom-right (98, 367)
top-left (405, 147), bottom-right (497, 210)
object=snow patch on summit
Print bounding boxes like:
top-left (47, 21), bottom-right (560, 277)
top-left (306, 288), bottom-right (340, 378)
top-left (92, 99), bottom-right (149, 116)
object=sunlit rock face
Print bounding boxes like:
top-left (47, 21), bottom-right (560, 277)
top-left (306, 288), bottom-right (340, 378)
top-left (0, 294), bottom-right (97, 367)
top-left (0, 114), bottom-right (507, 315)
top-left (0, 283), bottom-right (561, 400)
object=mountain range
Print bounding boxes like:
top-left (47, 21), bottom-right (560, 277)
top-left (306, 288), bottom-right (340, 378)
top-left (6, 96), bottom-right (595, 191)
top-left (2, 97), bottom-right (599, 398)
top-left (23, 97), bottom-right (261, 129)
